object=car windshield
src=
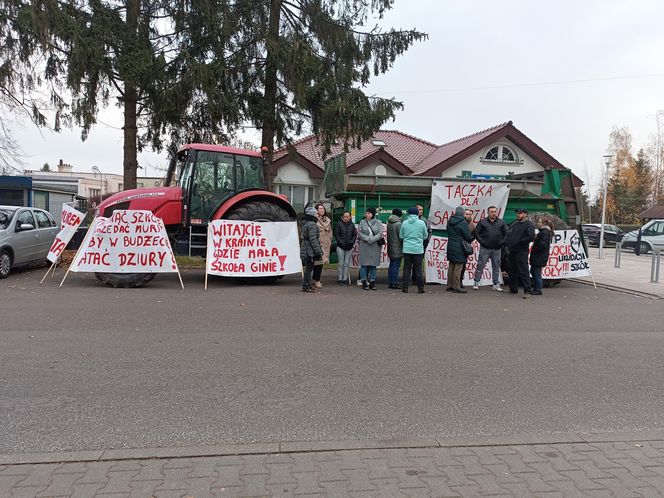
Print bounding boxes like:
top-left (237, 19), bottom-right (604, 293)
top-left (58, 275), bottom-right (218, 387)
top-left (0, 208), bottom-right (16, 229)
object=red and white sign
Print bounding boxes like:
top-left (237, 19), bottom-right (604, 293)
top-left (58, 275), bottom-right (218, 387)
top-left (429, 181), bottom-right (510, 230)
top-left (70, 210), bottom-right (178, 273)
top-left (47, 204), bottom-right (85, 263)
top-left (425, 235), bottom-right (500, 286)
top-left (543, 229), bottom-right (592, 279)
top-left (206, 220), bottom-right (301, 277)
top-left (350, 223), bottom-right (390, 269)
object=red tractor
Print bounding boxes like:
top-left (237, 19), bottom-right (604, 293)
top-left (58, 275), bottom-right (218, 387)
top-left (95, 144), bottom-right (297, 287)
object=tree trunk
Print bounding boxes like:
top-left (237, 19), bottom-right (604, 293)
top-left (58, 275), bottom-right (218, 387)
top-left (261, 0), bottom-right (281, 193)
top-left (123, 84), bottom-right (138, 190)
top-left (122, 0), bottom-right (140, 190)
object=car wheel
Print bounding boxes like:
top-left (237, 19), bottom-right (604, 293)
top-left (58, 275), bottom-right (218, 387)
top-left (636, 242), bottom-right (651, 255)
top-left (0, 249), bottom-right (12, 279)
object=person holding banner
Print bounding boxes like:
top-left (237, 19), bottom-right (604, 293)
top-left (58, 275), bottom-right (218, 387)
top-left (400, 207), bottom-right (428, 294)
top-left (506, 208), bottom-right (536, 298)
top-left (529, 217), bottom-right (554, 296)
top-left (472, 205), bottom-right (507, 292)
top-left (357, 207), bottom-right (383, 290)
top-left (300, 207), bottom-right (324, 292)
top-left (312, 203), bottom-right (332, 288)
top-left (446, 206), bottom-right (474, 294)
top-left (459, 209), bottom-right (477, 288)
top-left (334, 211), bottom-right (357, 285)
top-left (387, 208), bottom-right (403, 289)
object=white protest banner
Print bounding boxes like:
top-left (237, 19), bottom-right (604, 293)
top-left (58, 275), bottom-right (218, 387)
top-left (206, 220), bottom-right (301, 277)
top-left (47, 204), bottom-right (85, 263)
top-left (425, 235), bottom-right (499, 286)
top-left (543, 229), bottom-right (592, 279)
top-left (429, 181), bottom-right (510, 230)
top-left (70, 210), bottom-right (178, 273)
top-left (350, 223), bottom-right (389, 269)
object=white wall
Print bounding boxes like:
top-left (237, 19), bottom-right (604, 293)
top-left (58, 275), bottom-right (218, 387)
top-left (273, 161), bottom-right (318, 185)
top-left (441, 141), bottom-right (544, 178)
top-left (354, 161), bottom-right (401, 176)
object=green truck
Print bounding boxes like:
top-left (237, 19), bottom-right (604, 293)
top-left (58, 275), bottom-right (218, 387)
top-left (323, 155), bottom-right (584, 269)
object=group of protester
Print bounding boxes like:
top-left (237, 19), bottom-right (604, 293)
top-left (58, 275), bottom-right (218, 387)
top-left (300, 202), bottom-right (554, 297)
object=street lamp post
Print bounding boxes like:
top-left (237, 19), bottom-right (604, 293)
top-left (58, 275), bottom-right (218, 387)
top-left (92, 165), bottom-right (103, 198)
top-left (598, 154), bottom-right (613, 259)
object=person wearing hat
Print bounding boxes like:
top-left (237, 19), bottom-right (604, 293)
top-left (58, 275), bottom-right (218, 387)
top-left (445, 206), bottom-right (474, 293)
top-left (357, 207), bottom-right (383, 290)
top-left (505, 208), bottom-right (536, 298)
top-left (399, 206), bottom-right (428, 294)
top-left (386, 208), bottom-right (403, 289)
top-left (300, 206), bottom-right (323, 292)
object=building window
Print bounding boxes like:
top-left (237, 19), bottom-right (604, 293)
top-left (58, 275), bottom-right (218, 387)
top-left (482, 145), bottom-right (520, 164)
top-left (276, 184), bottom-right (316, 213)
top-left (89, 188), bottom-right (100, 198)
top-left (118, 183), bottom-right (123, 191)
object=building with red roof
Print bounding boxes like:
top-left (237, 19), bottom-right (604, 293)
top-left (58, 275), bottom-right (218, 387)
top-left (272, 121), bottom-right (581, 211)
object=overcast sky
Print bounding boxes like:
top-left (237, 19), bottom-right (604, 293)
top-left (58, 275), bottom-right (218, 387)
top-left (12, 0), bottom-right (664, 195)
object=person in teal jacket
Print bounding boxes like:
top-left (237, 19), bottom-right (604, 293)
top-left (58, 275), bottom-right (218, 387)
top-left (399, 207), bottom-right (428, 294)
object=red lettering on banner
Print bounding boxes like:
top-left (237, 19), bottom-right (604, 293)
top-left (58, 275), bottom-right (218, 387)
top-left (60, 211), bottom-right (82, 228)
top-left (48, 237), bottom-right (67, 257)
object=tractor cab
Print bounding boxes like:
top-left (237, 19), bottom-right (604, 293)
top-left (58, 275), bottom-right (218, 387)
top-left (169, 144), bottom-right (265, 224)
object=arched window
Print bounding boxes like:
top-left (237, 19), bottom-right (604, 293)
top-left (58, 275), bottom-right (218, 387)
top-left (483, 145), bottom-right (518, 163)
top-left (485, 146), bottom-right (499, 161)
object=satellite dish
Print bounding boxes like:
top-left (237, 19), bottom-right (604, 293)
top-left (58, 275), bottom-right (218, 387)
top-left (375, 165), bottom-right (387, 176)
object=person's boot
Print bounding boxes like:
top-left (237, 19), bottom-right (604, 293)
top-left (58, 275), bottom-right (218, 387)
top-left (402, 286), bottom-right (408, 293)
top-left (418, 287), bottom-right (425, 294)
top-left (369, 281), bottom-right (376, 290)
top-left (362, 280), bottom-right (369, 290)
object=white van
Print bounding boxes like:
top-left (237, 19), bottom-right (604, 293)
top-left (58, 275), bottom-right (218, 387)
top-left (621, 219), bottom-right (664, 254)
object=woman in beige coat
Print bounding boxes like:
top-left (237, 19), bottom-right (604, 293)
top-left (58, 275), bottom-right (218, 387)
top-left (313, 203), bottom-right (332, 288)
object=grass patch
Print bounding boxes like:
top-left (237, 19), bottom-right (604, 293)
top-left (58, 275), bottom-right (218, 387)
top-left (175, 255), bottom-right (206, 269)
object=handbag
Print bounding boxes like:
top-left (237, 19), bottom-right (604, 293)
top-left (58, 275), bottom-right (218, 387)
top-left (367, 221), bottom-right (385, 246)
top-left (461, 239), bottom-right (474, 256)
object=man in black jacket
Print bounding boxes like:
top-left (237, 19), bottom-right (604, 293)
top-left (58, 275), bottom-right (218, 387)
top-left (505, 208), bottom-right (536, 298)
top-left (472, 206), bottom-right (507, 292)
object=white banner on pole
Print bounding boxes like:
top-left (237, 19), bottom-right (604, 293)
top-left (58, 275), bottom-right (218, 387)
top-left (350, 223), bottom-right (389, 269)
top-left (206, 220), bottom-right (302, 277)
top-left (543, 229), bottom-right (592, 279)
top-left (425, 235), bottom-right (499, 286)
top-left (47, 204), bottom-right (86, 263)
top-left (70, 210), bottom-right (179, 273)
top-left (429, 181), bottom-right (510, 230)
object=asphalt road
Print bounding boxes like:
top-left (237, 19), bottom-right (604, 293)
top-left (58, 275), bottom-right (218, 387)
top-left (1, 267), bottom-right (663, 454)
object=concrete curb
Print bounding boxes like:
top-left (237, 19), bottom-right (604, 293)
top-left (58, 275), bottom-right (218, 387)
top-left (569, 278), bottom-right (663, 299)
top-left (2, 431), bottom-right (664, 466)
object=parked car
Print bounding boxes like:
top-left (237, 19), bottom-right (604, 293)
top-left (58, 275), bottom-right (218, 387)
top-left (581, 223), bottom-right (623, 247)
top-left (621, 219), bottom-right (664, 254)
top-left (0, 206), bottom-right (59, 278)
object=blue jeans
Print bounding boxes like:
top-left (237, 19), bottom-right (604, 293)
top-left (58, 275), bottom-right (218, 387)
top-left (474, 247), bottom-right (502, 285)
top-left (530, 266), bottom-right (543, 292)
top-left (360, 265), bottom-right (377, 282)
top-left (388, 257), bottom-right (401, 285)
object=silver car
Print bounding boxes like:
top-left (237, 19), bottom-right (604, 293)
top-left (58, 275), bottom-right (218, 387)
top-left (0, 206), bottom-right (59, 278)
top-left (621, 219), bottom-right (664, 254)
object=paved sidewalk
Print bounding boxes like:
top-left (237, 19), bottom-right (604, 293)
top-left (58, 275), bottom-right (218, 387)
top-left (2, 434), bottom-right (664, 497)
top-left (574, 247), bottom-right (664, 298)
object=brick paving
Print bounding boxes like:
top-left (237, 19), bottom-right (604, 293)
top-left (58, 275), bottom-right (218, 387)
top-left (2, 440), bottom-right (664, 497)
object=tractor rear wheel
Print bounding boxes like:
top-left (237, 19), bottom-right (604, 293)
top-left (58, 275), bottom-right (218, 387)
top-left (95, 272), bottom-right (156, 288)
top-left (225, 201), bottom-right (294, 284)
